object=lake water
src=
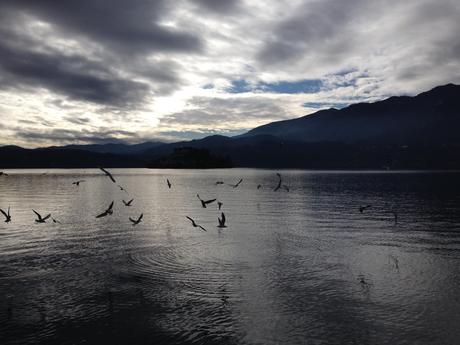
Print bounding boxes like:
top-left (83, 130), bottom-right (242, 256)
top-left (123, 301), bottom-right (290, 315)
top-left (1, 169), bottom-right (460, 345)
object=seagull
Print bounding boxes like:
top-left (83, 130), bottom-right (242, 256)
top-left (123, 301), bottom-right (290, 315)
top-left (359, 205), bottom-right (372, 213)
top-left (257, 184), bottom-right (262, 189)
top-left (129, 213), bottom-right (143, 226)
top-left (99, 167), bottom-right (116, 183)
top-left (186, 216), bottom-right (207, 232)
top-left (217, 212), bottom-right (227, 228)
top-left (218, 201), bottom-right (223, 210)
top-left (33, 210), bottom-right (51, 223)
top-left (228, 178), bottom-right (243, 188)
top-left (123, 198), bottom-right (134, 206)
top-left (273, 173), bottom-right (283, 191)
top-left (166, 179), bottom-right (172, 189)
top-left (72, 180), bottom-right (85, 186)
top-left (0, 172), bottom-right (8, 176)
top-left (215, 181), bottom-right (225, 185)
top-left (96, 201), bottom-right (114, 218)
top-left (117, 185), bottom-right (128, 193)
top-left (196, 194), bottom-right (216, 208)
top-left (0, 206), bottom-right (11, 223)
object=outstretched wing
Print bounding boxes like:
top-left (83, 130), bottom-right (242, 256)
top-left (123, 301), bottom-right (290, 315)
top-left (42, 214), bottom-right (51, 221)
top-left (186, 216), bottom-right (194, 224)
top-left (96, 211), bottom-right (107, 218)
top-left (137, 213), bottom-right (143, 222)
top-left (32, 209), bottom-right (41, 219)
top-left (100, 167), bottom-right (116, 183)
top-left (234, 179), bottom-right (243, 187)
top-left (0, 209), bottom-right (7, 218)
top-left (129, 217), bottom-right (136, 224)
top-left (107, 201), bottom-right (114, 211)
top-left (204, 198), bottom-right (216, 205)
top-left (198, 225), bottom-right (207, 232)
top-left (221, 212), bottom-right (226, 224)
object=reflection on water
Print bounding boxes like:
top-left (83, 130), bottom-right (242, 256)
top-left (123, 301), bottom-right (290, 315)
top-left (1, 169), bottom-right (460, 344)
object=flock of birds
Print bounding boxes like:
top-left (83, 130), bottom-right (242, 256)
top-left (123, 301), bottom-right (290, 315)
top-left (0, 169), bottom-right (398, 229)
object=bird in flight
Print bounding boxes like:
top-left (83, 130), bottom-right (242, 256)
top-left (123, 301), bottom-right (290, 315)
top-left (52, 217), bottom-right (61, 224)
top-left (257, 184), bottom-right (262, 189)
top-left (166, 179), bottom-right (172, 189)
top-left (129, 213), bottom-right (143, 226)
top-left (72, 180), bottom-right (85, 186)
top-left (117, 185), bottom-right (128, 193)
top-left (33, 210), bottom-right (51, 223)
top-left (186, 216), bottom-right (207, 231)
top-left (359, 205), bottom-right (372, 213)
top-left (217, 212), bottom-right (227, 228)
top-left (0, 172), bottom-right (8, 176)
top-left (96, 201), bottom-right (114, 218)
top-left (228, 178), bottom-right (243, 188)
top-left (218, 201), bottom-right (223, 210)
top-left (0, 206), bottom-right (11, 223)
top-left (99, 167), bottom-right (116, 183)
top-left (215, 181), bottom-right (224, 185)
top-left (196, 194), bottom-right (216, 208)
top-left (274, 173), bottom-right (282, 191)
top-left (123, 199), bottom-right (134, 206)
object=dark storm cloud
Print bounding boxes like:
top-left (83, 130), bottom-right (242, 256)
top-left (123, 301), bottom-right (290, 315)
top-left (0, 0), bottom-right (203, 55)
top-left (0, 42), bottom-right (150, 106)
top-left (257, 0), bottom-right (364, 66)
top-left (192, 0), bottom-right (240, 14)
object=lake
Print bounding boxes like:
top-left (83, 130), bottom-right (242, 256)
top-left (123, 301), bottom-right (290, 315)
top-left (1, 169), bottom-right (460, 345)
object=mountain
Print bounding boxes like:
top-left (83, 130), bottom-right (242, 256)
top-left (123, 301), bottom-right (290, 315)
top-left (241, 83), bottom-right (460, 146)
top-left (54, 141), bottom-right (165, 155)
top-left (1, 83), bottom-right (459, 169)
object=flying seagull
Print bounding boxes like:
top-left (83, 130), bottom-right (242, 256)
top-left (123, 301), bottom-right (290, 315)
top-left (197, 194), bottom-right (217, 208)
top-left (33, 210), bottom-right (51, 223)
top-left (129, 213), bottom-right (143, 226)
top-left (123, 198), bottom-right (134, 206)
top-left (0, 172), bottom-right (8, 176)
top-left (218, 201), bottom-right (223, 210)
top-left (359, 205), bottom-right (372, 213)
top-left (72, 180), bottom-right (85, 186)
top-left (0, 206), bottom-right (11, 223)
top-left (117, 184), bottom-right (128, 193)
top-left (166, 179), bottom-right (172, 189)
top-left (96, 201), bottom-right (114, 218)
top-left (215, 181), bottom-right (224, 185)
top-left (217, 212), bottom-right (227, 228)
top-left (257, 184), bottom-right (262, 189)
top-left (228, 178), bottom-right (243, 188)
top-left (99, 167), bottom-right (116, 183)
top-left (186, 216), bottom-right (207, 232)
top-left (274, 173), bottom-right (282, 191)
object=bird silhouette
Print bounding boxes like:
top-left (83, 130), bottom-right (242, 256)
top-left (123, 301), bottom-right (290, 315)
top-left (0, 172), bottom-right (9, 176)
top-left (0, 206), bottom-right (11, 223)
top-left (167, 179), bottom-right (172, 189)
top-left (96, 201), bottom-right (114, 218)
top-left (218, 201), bottom-right (223, 210)
top-left (228, 178), bottom-right (243, 188)
top-left (218, 212), bottom-right (227, 228)
top-left (196, 194), bottom-right (216, 208)
top-left (257, 184), bottom-right (262, 189)
top-left (129, 213), bottom-right (143, 226)
top-left (359, 205), bottom-right (372, 213)
top-left (99, 167), bottom-right (116, 183)
top-left (215, 181), bottom-right (224, 185)
top-left (72, 180), bottom-right (85, 186)
top-left (117, 185), bottom-right (128, 193)
top-left (33, 210), bottom-right (51, 223)
top-left (123, 198), bottom-right (134, 206)
top-left (274, 173), bottom-right (282, 191)
top-left (186, 216), bottom-right (207, 231)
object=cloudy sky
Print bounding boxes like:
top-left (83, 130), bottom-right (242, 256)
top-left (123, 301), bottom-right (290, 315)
top-left (0, 0), bottom-right (459, 147)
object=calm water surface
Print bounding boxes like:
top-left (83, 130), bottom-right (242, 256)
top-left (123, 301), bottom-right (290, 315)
top-left (1, 169), bottom-right (460, 345)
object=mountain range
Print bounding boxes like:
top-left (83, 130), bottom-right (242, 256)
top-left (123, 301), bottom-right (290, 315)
top-left (1, 83), bottom-right (459, 169)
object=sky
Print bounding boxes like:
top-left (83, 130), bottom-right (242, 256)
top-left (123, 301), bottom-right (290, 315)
top-left (0, 0), bottom-right (459, 147)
